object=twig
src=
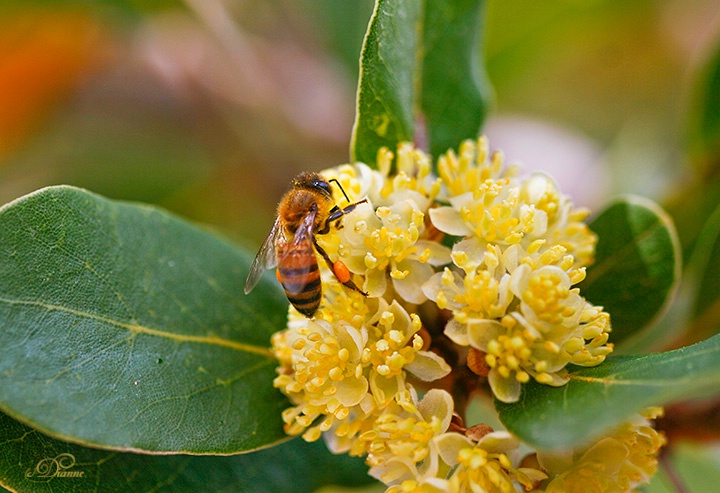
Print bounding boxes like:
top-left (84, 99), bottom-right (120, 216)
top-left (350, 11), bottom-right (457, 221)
top-left (660, 450), bottom-right (689, 493)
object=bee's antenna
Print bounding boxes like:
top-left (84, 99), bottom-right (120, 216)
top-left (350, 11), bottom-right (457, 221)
top-left (328, 178), bottom-right (351, 203)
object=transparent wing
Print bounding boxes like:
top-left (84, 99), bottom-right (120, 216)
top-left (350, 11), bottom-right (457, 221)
top-left (278, 209), bottom-right (317, 296)
top-left (292, 208), bottom-right (316, 247)
top-left (244, 217), bottom-right (282, 294)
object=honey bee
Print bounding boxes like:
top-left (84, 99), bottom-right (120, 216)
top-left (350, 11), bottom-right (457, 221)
top-left (244, 172), bottom-right (367, 317)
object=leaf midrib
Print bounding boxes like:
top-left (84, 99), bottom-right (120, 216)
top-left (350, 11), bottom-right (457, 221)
top-left (570, 373), bottom-right (720, 387)
top-left (0, 296), bottom-right (272, 357)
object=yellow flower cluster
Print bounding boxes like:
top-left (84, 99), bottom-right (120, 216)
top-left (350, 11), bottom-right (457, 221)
top-left (268, 137), bottom-right (660, 492)
top-left (274, 299), bottom-right (450, 442)
top-left (422, 139), bottom-right (611, 402)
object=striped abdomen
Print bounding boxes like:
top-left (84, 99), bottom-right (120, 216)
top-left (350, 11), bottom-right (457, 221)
top-left (276, 241), bottom-right (321, 317)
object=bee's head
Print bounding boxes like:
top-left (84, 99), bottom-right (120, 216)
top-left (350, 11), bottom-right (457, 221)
top-left (293, 172), bottom-right (333, 198)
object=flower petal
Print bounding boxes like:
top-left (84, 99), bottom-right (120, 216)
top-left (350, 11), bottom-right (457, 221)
top-left (369, 372), bottom-right (403, 407)
top-left (365, 268), bottom-right (387, 298)
top-left (369, 456), bottom-right (417, 484)
top-left (488, 368), bottom-right (522, 403)
top-left (434, 433), bottom-right (473, 466)
top-left (421, 272), bottom-right (443, 303)
top-left (444, 318), bottom-right (469, 346)
top-left (393, 261), bottom-right (433, 304)
top-left (416, 240), bottom-right (452, 266)
top-left (429, 206), bottom-right (471, 236)
top-left (405, 351), bottom-right (451, 382)
top-left (336, 376), bottom-right (369, 407)
top-left (417, 389), bottom-right (454, 433)
top-left (466, 319), bottom-right (505, 350)
top-left (475, 430), bottom-right (519, 453)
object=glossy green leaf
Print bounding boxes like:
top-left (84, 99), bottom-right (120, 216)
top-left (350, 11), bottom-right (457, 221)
top-left (351, 0), bottom-right (492, 165)
top-left (420, 0), bottom-right (491, 158)
top-left (496, 333), bottom-right (720, 450)
top-left (0, 410), bottom-right (373, 493)
top-left (0, 186), bottom-right (290, 454)
top-left (350, 0), bottom-right (420, 165)
top-left (580, 195), bottom-right (681, 345)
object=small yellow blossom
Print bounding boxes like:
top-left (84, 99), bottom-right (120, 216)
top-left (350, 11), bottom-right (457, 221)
top-left (469, 304), bottom-right (612, 403)
top-left (320, 144), bottom-right (441, 213)
top-left (435, 136), bottom-right (516, 198)
top-left (364, 301), bottom-right (451, 403)
top-left (373, 143), bottom-right (442, 210)
top-left (434, 430), bottom-right (546, 493)
top-left (360, 389), bottom-right (454, 486)
top-left (512, 265), bottom-right (582, 328)
top-left (319, 162), bottom-right (377, 205)
top-left (307, 276), bottom-right (375, 328)
top-left (521, 174), bottom-right (597, 267)
top-left (423, 242), bottom-right (512, 346)
top-left (430, 138), bottom-right (538, 245)
top-left (468, 316), bottom-right (572, 403)
top-left (318, 145), bottom-right (451, 304)
top-left (273, 315), bottom-right (371, 441)
top-left (326, 199), bottom-right (451, 303)
top-left (430, 138), bottom-right (596, 264)
top-left (538, 408), bottom-right (666, 493)
top-left (425, 243), bottom-right (510, 324)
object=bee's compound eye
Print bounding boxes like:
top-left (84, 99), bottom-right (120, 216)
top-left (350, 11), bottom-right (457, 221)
top-left (314, 179), bottom-right (332, 196)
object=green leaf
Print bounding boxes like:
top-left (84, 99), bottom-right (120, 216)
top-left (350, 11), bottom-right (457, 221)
top-left (687, 36), bottom-right (720, 176)
top-left (691, 201), bottom-right (720, 330)
top-left (0, 410), bottom-right (373, 493)
top-left (496, 333), bottom-right (720, 450)
top-left (350, 0), bottom-right (492, 165)
top-left (0, 186), bottom-right (290, 454)
top-left (350, 0), bottom-right (421, 165)
top-left (650, 199), bottom-right (720, 350)
top-left (420, 0), bottom-right (491, 158)
top-left (580, 195), bottom-right (681, 346)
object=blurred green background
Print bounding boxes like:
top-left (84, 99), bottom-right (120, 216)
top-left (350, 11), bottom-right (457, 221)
top-left (1, 0), bottom-right (717, 246)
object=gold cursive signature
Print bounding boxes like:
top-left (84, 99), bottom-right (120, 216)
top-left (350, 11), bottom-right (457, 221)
top-left (25, 453), bottom-right (85, 479)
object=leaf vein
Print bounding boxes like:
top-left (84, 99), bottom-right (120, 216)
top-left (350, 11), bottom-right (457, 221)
top-left (0, 296), bottom-right (273, 357)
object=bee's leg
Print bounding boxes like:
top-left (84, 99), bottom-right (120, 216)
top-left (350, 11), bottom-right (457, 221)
top-left (318, 199), bottom-right (368, 234)
top-left (317, 205), bottom-right (341, 235)
top-left (314, 240), bottom-right (368, 296)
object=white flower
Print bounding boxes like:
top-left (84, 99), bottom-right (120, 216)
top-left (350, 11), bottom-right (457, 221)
top-left (326, 200), bottom-right (450, 303)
